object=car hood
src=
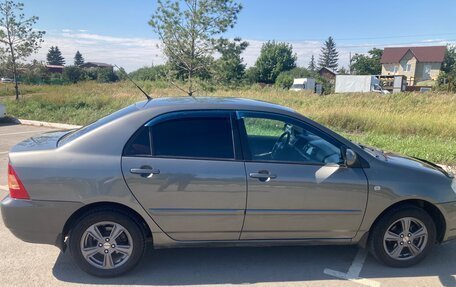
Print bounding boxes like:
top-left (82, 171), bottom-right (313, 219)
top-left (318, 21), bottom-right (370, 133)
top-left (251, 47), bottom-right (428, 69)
top-left (10, 130), bottom-right (71, 153)
top-left (384, 152), bottom-right (453, 178)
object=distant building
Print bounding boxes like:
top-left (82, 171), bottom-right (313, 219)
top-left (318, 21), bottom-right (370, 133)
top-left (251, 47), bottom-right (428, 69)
top-left (380, 46), bottom-right (446, 85)
top-left (80, 62), bottom-right (113, 72)
top-left (45, 64), bottom-right (64, 73)
top-left (319, 67), bottom-right (337, 83)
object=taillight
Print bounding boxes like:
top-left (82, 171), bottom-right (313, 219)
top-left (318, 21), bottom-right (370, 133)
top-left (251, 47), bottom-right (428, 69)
top-left (8, 163), bottom-right (30, 200)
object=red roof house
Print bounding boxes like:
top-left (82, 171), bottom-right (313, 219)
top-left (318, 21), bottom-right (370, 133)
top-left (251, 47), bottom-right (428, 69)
top-left (380, 46), bottom-right (446, 85)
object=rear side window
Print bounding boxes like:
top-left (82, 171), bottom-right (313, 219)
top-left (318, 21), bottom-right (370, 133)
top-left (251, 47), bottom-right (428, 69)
top-left (123, 112), bottom-right (235, 160)
top-left (151, 116), bottom-right (234, 159)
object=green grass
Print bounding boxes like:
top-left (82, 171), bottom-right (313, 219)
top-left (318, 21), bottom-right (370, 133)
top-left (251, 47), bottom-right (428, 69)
top-left (0, 81), bottom-right (455, 165)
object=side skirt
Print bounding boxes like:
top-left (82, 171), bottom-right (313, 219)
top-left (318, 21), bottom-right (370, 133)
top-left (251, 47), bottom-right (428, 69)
top-left (153, 238), bottom-right (355, 249)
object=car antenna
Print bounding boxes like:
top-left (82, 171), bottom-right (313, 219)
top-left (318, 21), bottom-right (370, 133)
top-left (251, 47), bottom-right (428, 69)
top-left (114, 64), bottom-right (152, 101)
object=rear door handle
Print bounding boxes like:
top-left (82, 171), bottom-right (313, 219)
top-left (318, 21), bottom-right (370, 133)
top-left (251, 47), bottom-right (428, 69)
top-left (249, 171), bottom-right (277, 182)
top-left (130, 168), bottom-right (160, 178)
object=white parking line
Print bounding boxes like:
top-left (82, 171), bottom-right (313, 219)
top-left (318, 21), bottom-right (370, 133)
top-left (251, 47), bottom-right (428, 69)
top-left (324, 248), bottom-right (380, 287)
top-left (0, 185), bottom-right (8, 191)
top-left (0, 130), bottom-right (53, 137)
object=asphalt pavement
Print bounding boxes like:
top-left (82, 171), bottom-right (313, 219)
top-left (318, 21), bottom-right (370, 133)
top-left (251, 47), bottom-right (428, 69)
top-left (1, 123), bottom-right (455, 287)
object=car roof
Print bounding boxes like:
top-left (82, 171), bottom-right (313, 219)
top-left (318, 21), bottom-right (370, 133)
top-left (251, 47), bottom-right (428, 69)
top-left (139, 96), bottom-right (297, 114)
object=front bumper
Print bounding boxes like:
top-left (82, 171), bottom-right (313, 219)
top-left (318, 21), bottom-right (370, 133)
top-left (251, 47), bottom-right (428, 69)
top-left (1, 196), bottom-right (83, 249)
top-left (438, 201), bottom-right (456, 242)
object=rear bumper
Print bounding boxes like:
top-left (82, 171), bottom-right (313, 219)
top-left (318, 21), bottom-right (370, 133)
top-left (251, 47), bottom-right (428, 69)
top-left (438, 201), bottom-right (456, 242)
top-left (1, 196), bottom-right (83, 249)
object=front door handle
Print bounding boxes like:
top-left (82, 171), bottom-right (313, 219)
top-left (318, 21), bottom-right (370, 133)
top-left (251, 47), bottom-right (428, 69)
top-left (249, 170), bottom-right (277, 182)
top-left (130, 167), bottom-right (160, 178)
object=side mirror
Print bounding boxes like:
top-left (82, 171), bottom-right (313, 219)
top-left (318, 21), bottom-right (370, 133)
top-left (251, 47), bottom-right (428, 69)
top-left (343, 148), bottom-right (358, 167)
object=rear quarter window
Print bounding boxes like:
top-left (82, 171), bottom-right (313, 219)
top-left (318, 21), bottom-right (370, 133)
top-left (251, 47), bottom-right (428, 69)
top-left (58, 104), bottom-right (139, 146)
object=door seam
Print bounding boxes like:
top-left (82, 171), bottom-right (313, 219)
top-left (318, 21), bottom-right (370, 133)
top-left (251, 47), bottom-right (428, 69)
top-left (238, 161), bottom-right (249, 240)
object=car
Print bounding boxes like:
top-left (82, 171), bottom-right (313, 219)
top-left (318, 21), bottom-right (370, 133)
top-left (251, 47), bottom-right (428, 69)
top-left (2, 97), bottom-right (456, 277)
top-left (0, 77), bottom-right (13, 83)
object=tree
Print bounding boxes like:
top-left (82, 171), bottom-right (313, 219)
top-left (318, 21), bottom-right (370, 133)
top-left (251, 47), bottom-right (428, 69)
top-left (0, 1), bottom-right (44, 100)
top-left (149, 0), bottom-right (242, 96)
top-left (442, 45), bottom-right (456, 73)
top-left (350, 48), bottom-right (383, 75)
top-left (308, 55), bottom-right (316, 72)
top-left (20, 59), bottom-right (49, 84)
top-left (338, 67), bottom-right (349, 75)
top-left (74, 50), bottom-right (84, 66)
top-left (254, 41), bottom-right (297, 84)
top-left (318, 36), bottom-right (338, 70)
top-left (46, 46), bottom-right (65, 65)
top-left (214, 37), bottom-right (248, 86)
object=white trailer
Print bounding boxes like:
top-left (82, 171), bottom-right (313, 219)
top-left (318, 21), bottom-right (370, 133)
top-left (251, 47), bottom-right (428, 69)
top-left (335, 75), bottom-right (388, 94)
top-left (290, 78), bottom-right (316, 92)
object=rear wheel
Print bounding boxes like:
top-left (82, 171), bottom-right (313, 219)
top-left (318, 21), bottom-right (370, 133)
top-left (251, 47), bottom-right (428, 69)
top-left (369, 206), bottom-right (436, 267)
top-left (69, 210), bottom-right (146, 277)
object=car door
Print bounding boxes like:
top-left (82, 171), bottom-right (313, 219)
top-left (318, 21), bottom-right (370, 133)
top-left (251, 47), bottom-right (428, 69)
top-left (236, 111), bottom-right (368, 240)
top-left (122, 110), bottom-right (247, 241)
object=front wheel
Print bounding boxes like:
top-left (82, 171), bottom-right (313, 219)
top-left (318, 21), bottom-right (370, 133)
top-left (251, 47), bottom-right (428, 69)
top-left (69, 210), bottom-right (146, 277)
top-left (369, 206), bottom-right (436, 267)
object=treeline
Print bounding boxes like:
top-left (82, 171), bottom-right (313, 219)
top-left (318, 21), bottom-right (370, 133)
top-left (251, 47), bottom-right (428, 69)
top-left (0, 47), bottom-right (121, 85)
top-left (128, 38), bottom-right (342, 94)
top-left (142, 0), bottom-right (387, 95)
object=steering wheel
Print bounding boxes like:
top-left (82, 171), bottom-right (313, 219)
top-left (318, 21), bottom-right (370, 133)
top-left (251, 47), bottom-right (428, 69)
top-left (271, 132), bottom-right (290, 159)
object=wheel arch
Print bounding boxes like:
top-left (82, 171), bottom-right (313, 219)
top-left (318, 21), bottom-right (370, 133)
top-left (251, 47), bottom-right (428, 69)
top-left (368, 199), bottom-right (446, 244)
top-left (61, 201), bottom-right (153, 251)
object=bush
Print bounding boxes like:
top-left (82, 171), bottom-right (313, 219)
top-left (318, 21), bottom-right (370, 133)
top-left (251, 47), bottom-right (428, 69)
top-left (436, 70), bottom-right (456, 92)
top-left (129, 65), bottom-right (166, 81)
top-left (96, 69), bottom-right (119, 83)
top-left (244, 66), bottom-right (259, 84)
top-left (275, 72), bottom-right (293, 89)
top-left (63, 66), bottom-right (83, 83)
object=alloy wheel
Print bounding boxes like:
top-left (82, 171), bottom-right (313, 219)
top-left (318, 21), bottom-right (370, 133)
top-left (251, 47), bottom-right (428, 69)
top-left (80, 221), bottom-right (133, 269)
top-left (383, 217), bottom-right (428, 260)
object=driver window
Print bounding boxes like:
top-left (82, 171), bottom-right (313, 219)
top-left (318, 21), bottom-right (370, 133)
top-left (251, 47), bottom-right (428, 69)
top-left (240, 113), bottom-right (343, 165)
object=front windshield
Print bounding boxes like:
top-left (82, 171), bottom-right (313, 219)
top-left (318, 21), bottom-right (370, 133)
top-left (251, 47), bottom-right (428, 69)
top-left (58, 104), bottom-right (139, 146)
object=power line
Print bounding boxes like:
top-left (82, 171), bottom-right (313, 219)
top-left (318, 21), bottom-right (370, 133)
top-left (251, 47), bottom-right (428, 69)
top-left (334, 32), bottom-right (456, 41)
top-left (281, 32), bottom-right (456, 44)
top-left (338, 39), bottom-right (456, 49)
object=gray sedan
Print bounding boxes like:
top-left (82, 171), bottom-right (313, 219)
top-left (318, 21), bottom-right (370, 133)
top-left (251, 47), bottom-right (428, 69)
top-left (2, 97), bottom-right (456, 277)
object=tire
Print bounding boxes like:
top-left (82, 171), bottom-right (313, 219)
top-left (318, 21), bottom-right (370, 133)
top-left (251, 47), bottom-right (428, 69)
top-left (68, 209), bottom-right (146, 277)
top-left (368, 205), bottom-right (436, 267)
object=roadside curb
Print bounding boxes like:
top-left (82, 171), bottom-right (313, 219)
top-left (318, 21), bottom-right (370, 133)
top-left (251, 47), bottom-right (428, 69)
top-left (440, 165), bottom-right (456, 175)
top-left (12, 118), bottom-right (82, 129)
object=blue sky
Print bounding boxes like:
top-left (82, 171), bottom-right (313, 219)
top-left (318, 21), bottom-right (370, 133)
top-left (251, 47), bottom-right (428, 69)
top-left (21, 0), bottom-right (456, 71)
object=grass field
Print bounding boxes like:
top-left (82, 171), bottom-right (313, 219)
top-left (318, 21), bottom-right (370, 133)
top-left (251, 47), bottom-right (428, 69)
top-left (0, 81), bottom-right (455, 165)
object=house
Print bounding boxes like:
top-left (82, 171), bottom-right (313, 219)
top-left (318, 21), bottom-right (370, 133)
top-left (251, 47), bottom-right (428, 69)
top-left (45, 64), bottom-right (64, 73)
top-left (380, 46), bottom-right (446, 85)
top-left (318, 67), bottom-right (337, 83)
top-left (80, 62), bottom-right (113, 72)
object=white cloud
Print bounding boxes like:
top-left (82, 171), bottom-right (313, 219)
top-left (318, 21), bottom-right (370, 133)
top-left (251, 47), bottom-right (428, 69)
top-left (29, 31), bottom-right (455, 72)
top-left (33, 31), bottom-right (165, 71)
